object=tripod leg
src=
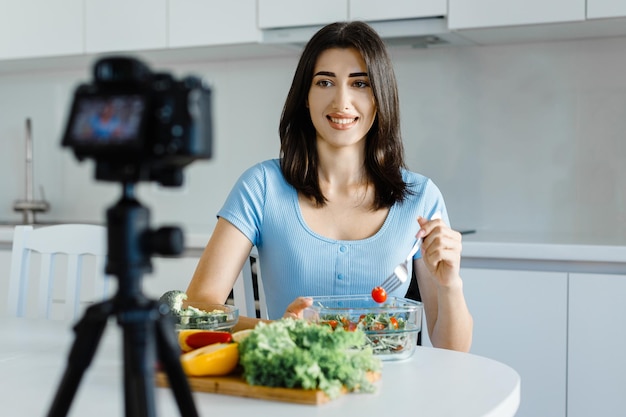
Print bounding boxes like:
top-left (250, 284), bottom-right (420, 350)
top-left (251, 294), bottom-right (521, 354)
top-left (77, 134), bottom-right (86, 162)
top-left (119, 305), bottom-right (158, 417)
top-left (47, 301), bottom-right (114, 417)
top-left (155, 304), bottom-right (200, 417)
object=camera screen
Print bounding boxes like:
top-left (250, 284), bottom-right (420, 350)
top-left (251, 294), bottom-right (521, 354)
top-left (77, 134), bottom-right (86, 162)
top-left (67, 95), bottom-right (146, 144)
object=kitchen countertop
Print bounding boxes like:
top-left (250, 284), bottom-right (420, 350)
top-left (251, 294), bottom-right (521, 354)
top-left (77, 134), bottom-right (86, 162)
top-left (1, 225), bottom-right (625, 269)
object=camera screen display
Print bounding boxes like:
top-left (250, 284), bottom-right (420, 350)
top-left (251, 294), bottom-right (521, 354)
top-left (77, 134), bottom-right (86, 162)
top-left (67, 95), bottom-right (146, 144)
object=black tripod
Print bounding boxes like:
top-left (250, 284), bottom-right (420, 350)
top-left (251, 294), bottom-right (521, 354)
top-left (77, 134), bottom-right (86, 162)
top-left (46, 182), bottom-right (199, 417)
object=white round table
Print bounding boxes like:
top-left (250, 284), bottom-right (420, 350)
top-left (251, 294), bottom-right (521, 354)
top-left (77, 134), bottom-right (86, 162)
top-left (0, 317), bottom-right (519, 417)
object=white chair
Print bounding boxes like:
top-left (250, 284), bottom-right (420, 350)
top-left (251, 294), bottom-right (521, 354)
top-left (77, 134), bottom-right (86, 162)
top-left (7, 224), bottom-right (112, 320)
top-left (231, 247), bottom-right (268, 319)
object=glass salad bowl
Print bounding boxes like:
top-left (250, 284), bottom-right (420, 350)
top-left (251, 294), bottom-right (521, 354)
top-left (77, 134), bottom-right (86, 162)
top-left (175, 301), bottom-right (239, 332)
top-left (303, 295), bottom-right (423, 361)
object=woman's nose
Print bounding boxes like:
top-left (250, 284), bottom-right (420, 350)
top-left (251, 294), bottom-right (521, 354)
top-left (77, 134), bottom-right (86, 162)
top-left (332, 85), bottom-right (351, 110)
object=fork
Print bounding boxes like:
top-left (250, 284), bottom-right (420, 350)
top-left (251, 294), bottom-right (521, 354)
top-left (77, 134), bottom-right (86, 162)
top-left (379, 211), bottom-right (442, 294)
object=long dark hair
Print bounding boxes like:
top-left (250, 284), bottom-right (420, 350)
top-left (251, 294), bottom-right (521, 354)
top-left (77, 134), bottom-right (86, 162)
top-left (279, 21), bottom-right (410, 209)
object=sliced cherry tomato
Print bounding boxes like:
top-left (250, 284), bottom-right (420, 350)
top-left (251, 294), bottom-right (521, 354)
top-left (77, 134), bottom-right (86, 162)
top-left (185, 331), bottom-right (233, 350)
top-left (344, 322), bottom-right (358, 332)
top-left (323, 320), bottom-right (339, 330)
top-left (371, 286), bottom-right (387, 303)
top-left (389, 317), bottom-right (399, 330)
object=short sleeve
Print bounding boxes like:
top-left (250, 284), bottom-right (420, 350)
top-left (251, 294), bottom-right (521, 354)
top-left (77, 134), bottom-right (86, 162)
top-left (217, 163), bottom-right (268, 246)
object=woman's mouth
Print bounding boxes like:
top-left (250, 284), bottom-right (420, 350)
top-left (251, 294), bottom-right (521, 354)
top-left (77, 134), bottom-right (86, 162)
top-left (327, 116), bottom-right (358, 127)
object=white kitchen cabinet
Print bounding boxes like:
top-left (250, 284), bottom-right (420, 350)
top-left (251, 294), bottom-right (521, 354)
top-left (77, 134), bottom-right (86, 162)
top-left (0, 0), bottom-right (83, 60)
top-left (587, 0), bottom-right (626, 19)
top-left (168, 0), bottom-right (260, 48)
top-left (568, 273), bottom-right (626, 417)
top-left (448, 0), bottom-right (585, 30)
top-left (461, 268), bottom-right (568, 417)
top-left (349, 0), bottom-right (446, 21)
top-left (258, 0), bottom-right (348, 29)
top-left (0, 249), bottom-right (11, 318)
top-left (84, 0), bottom-right (167, 54)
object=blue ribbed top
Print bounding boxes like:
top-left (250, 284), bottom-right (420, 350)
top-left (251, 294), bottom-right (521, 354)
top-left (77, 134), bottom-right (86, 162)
top-left (218, 159), bottom-right (449, 319)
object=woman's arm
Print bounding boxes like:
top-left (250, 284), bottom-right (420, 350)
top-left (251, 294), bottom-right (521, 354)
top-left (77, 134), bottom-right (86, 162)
top-left (185, 217), bottom-right (268, 331)
top-left (415, 217), bottom-right (473, 352)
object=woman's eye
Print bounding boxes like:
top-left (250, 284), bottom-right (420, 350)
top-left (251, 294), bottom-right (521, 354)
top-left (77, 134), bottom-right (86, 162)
top-left (353, 80), bottom-right (370, 88)
top-left (315, 79), bottom-right (333, 87)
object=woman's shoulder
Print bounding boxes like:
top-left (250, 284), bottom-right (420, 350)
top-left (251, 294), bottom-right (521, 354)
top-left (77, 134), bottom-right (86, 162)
top-left (237, 159), bottom-right (281, 182)
top-left (401, 168), bottom-right (444, 199)
top-left (234, 159), bottom-right (291, 196)
top-left (243, 159), bottom-right (281, 176)
top-left (402, 168), bottom-right (431, 189)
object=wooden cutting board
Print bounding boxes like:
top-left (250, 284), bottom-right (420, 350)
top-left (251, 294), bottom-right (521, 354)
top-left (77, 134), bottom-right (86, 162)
top-left (155, 371), bottom-right (380, 405)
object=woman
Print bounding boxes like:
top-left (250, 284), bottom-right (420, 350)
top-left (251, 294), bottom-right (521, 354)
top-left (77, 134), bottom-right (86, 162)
top-left (186, 21), bottom-right (473, 352)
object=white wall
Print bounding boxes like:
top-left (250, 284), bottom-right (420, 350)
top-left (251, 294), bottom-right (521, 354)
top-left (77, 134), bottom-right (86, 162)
top-left (391, 36), bottom-right (626, 244)
top-left (1, 35), bottom-right (625, 244)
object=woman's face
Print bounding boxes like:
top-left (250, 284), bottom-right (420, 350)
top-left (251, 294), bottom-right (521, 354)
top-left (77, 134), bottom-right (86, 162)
top-left (307, 47), bottom-right (377, 150)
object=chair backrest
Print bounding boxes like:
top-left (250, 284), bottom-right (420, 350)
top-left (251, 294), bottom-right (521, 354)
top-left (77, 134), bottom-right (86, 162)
top-left (231, 247), bottom-right (268, 319)
top-left (7, 224), bottom-right (111, 320)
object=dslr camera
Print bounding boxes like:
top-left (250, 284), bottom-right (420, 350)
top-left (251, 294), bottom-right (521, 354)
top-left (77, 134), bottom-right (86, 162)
top-left (62, 56), bottom-right (212, 186)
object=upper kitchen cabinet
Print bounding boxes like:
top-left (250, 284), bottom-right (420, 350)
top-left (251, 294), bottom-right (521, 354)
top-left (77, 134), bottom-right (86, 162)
top-left (444, 0), bottom-right (626, 45)
top-left (169, 0), bottom-right (260, 48)
top-left (258, 0), bottom-right (348, 29)
top-left (84, 0), bottom-right (167, 54)
top-left (258, 0), bottom-right (469, 47)
top-left (448, 0), bottom-right (585, 29)
top-left (0, 0), bottom-right (83, 60)
top-left (587, 0), bottom-right (626, 19)
top-left (349, 0), bottom-right (446, 21)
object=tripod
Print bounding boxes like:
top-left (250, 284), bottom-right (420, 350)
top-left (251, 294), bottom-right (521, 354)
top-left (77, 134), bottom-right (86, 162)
top-left (46, 182), bottom-right (199, 417)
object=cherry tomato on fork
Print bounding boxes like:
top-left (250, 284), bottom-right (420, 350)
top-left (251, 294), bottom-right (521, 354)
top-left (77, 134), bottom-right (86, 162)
top-left (371, 286), bottom-right (387, 303)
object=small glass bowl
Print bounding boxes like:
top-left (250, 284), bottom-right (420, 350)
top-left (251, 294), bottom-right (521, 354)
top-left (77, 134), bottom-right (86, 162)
top-left (174, 301), bottom-right (239, 332)
top-left (303, 295), bottom-right (423, 361)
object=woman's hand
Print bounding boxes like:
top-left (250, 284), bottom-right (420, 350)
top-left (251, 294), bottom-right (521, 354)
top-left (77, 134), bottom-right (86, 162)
top-left (283, 297), bottom-right (313, 319)
top-left (415, 217), bottom-right (473, 352)
top-left (417, 216), bottom-right (463, 288)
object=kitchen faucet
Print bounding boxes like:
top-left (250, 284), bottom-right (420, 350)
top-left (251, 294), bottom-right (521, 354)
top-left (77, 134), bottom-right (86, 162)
top-left (12, 118), bottom-right (50, 224)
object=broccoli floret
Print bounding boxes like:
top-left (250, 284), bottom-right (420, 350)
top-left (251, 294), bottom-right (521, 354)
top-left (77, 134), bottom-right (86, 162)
top-left (159, 290), bottom-right (187, 315)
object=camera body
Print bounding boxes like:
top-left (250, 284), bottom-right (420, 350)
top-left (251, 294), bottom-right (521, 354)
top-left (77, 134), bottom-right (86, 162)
top-left (62, 56), bottom-right (212, 185)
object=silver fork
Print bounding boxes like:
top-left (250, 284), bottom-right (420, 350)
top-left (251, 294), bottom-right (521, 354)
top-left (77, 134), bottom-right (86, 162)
top-left (379, 211), bottom-right (442, 294)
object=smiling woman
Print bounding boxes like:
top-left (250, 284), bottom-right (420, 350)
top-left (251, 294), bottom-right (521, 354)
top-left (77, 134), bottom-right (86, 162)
top-left (185, 21), bottom-right (473, 353)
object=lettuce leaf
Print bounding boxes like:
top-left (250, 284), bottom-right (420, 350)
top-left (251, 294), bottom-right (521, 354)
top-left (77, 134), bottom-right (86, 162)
top-left (238, 319), bottom-right (381, 398)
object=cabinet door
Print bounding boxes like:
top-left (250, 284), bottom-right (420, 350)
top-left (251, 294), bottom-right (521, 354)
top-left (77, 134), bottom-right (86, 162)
top-left (461, 268), bottom-right (567, 417)
top-left (568, 273), bottom-right (626, 417)
top-left (448, 0), bottom-right (585, 30)
top-left (587, 0), bottom-right (626, 19)
top-left (349, 0), bottom-right (446, 21)
top-left (258, 0), bottom-right (348, 29)
top-left (85, 0), bottom-right (167, 53)
top-left (169, 0), bottom-right (259, 47)
top-left (0, 249), bottom-right (11, 317)
top-left (0, 0), bottom-right (83, 60)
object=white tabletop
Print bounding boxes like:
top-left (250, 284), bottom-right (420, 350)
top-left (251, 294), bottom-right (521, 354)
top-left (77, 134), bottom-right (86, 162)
top-left (0, 317), bottom-right (520, 417)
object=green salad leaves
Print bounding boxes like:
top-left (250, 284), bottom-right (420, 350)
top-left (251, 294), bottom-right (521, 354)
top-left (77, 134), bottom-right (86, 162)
top-left (238, 319), bottom-right (381, 398)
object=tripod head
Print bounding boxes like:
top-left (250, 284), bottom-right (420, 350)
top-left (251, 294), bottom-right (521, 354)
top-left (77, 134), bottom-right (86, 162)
top-left (105, 181), bottom-right (184, 299)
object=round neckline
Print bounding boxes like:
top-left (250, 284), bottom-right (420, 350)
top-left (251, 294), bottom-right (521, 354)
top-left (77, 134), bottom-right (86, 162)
top-left (291, 187), bottom-right (394, 244)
